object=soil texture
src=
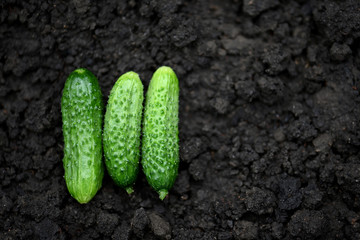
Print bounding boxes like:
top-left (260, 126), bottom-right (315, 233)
top-left (1, 0), bottom-right (360, 239)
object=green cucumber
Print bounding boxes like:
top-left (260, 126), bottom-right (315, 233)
top-left (61, 68), bottom-right (104, 204)
top-left (103, 72), bottom-right (144, 194)
top-left (142, 66), bottom-right (180, 200)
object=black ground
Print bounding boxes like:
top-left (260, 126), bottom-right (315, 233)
top-left (1, 0), bottom-right (360, 239)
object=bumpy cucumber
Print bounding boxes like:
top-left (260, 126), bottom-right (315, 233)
top-left (103, 72), bottom-right (144, 194)
top-left (142, 66), bottom-right (180, 200)
top-left (61, 68), bottom-right (104, 204)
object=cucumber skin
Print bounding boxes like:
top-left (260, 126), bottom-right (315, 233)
top-left (61, 68), bottom-right (104, 204)
top-left (142, 66), bottom-right (179, 200)
top-left (103, 72), bottom-right (144, 193)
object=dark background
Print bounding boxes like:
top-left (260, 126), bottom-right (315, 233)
top-left (1, 0), bottom-right (360, 239)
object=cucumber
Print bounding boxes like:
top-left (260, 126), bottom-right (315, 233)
top-left (142, 66), bottom-right (180, 200)
top-left (61, 68), bottom-right (104, 204)
top-left (103, 72), bottom-right (144, 194)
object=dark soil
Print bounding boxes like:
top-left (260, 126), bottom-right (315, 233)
top-left (1, 0), bottom-right (360, 239)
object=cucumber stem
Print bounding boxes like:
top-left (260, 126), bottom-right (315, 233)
top-left (158, 189), bottom-right (168, 200)
top-left (125, 186), bottom-right (134, 194)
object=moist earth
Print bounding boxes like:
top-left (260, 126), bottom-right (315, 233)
top-left (1, 0), bottom-right (360, 239)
